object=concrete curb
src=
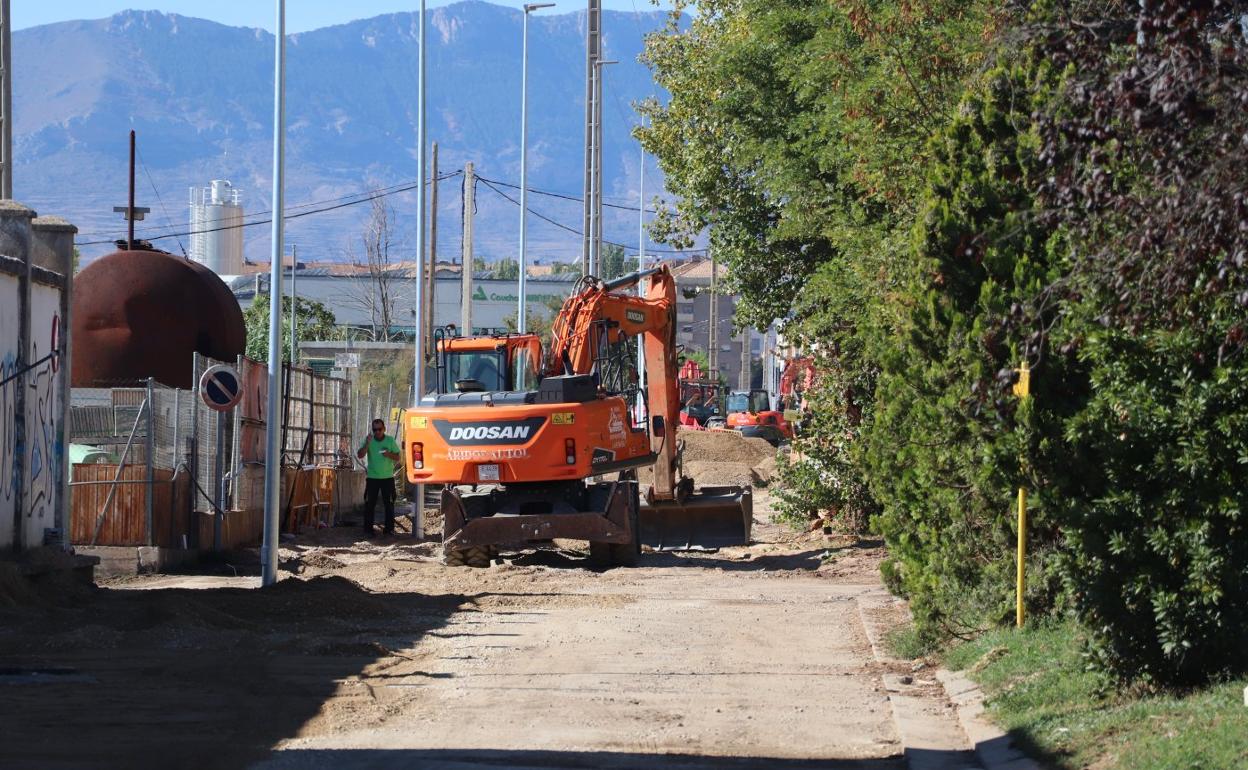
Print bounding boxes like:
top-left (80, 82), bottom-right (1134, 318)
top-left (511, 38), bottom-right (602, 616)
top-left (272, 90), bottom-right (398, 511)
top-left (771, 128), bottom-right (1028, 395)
top-left (936, 669), bottom-right (1045, 770)
top-left (854, 591), bottom-right (982, 770)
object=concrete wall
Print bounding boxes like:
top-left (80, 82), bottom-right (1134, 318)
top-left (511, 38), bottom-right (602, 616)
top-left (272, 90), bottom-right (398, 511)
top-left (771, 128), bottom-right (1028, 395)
top-left (0, 204), bottom-right (76, 553)
top-left (25, 282), bottom-right (64, 545)
top-left (0, 270), bottom-right (20, 549)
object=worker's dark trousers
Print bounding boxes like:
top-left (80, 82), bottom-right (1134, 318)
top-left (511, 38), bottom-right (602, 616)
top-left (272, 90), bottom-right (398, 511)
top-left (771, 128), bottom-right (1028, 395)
top-left (363, 477), bottom-right (397, 534)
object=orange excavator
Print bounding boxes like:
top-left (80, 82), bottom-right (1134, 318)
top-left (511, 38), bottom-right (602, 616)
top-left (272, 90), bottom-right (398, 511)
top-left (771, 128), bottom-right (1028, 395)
top-left (403, 266), bottom-right (752, 566)
top-left (725, 389), bottom-right (793, 445)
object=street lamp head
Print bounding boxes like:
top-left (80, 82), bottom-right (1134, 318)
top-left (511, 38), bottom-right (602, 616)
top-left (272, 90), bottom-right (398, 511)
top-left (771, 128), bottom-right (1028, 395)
top-left (595, 59), bottom-right (619, 67)
top-left (524, 2), bottom-right (555, 10)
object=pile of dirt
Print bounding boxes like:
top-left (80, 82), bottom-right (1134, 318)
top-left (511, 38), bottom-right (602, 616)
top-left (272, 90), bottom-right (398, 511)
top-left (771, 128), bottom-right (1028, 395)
top-left (291, 553), bottom-right (347, 574)
top-left (636, 429), bottom-right (779, 488)
top-left (682, 460), bottom-right (758, 487)
top-left (679, 429), bottom-right (775, 465)
top-left (753, 454), bottom-right (779, 485)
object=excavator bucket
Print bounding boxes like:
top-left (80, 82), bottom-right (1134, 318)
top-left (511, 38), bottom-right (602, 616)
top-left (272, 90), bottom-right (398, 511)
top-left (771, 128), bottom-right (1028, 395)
top-left (638, 486), bottom-right (753, 551)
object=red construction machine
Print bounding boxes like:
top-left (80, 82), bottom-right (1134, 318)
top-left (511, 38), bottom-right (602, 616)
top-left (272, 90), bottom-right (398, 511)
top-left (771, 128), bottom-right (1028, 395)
top-left (725, 389), bottom-right (793, 446)
top-left (677, 359), bottom-right (725, 427)
top-left (403, 267), bottom-right (752, 566)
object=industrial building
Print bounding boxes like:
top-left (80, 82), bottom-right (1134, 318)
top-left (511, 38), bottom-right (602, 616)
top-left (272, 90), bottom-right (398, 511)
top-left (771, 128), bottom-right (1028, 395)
top-left (188, 180), bottom-right (245, 275)
top-left (230, 266), bottom-right (580, 337)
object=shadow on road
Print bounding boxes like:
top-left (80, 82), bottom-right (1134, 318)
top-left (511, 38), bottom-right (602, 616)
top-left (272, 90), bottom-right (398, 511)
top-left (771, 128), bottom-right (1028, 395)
top-left (0, 575), bottom-right (468, 770)
top-left (506, 546), bottom-right (833, 573)
top-left (254, 747), bottom-right (913, 769)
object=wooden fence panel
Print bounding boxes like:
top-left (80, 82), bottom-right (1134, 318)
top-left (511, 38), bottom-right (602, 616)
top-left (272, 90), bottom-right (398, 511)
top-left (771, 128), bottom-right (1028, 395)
top-left (70, 464), bottom-right (189, 547)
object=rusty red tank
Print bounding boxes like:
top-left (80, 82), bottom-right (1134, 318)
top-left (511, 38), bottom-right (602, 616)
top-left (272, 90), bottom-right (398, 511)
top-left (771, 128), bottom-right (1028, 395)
top-left (71, 247), bottom-right (246, 389)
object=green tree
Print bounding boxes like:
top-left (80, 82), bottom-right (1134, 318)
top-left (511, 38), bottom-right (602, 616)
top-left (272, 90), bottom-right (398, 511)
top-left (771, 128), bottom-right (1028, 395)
top-left (1022, 0), bottom-right (1248, 687)
top-left (597, 244), bottom-right (637, 281)
top-left (356, 354), bottom-right (414, 415)
top-left (244, 293), bottom-right (340, 363)
top-left (866, 56), bottom-right (1075, 641)
top-left (642, 0), bottom-right (996, 545)
top-left (491, 258), bottom-right (520, 280)
top-left (640, 0), bottom-right (995, 327)
top-left (502, 295), bottom-right (565, 353)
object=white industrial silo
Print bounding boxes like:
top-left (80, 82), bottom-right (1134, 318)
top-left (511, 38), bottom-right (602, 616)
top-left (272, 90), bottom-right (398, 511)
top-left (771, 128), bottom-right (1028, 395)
top-left (188, 180), bottom-right (244, 274)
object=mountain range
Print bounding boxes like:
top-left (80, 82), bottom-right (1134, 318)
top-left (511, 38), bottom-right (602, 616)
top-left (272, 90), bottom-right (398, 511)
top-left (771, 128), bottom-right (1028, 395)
top-left (12, 2), bottom-right (679, 267)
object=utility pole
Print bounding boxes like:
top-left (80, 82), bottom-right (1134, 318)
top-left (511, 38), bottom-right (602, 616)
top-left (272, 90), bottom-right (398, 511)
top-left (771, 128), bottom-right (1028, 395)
top-left (112, 131), bottom-right (149, 249)
top-left (739, 328), bottom-right (750, 389)
top-left (128, 131), bottom-right (135, 248)
top-left (426, 141), bottom-right (438, 353)
top-left (261, 0), bottom-right (287, 588)
top-left (587, 59), bottom-right (616, 276)
top-left (461, 162), bottom-right (475, 334)
top-left (289, 244), bottom-right (297, 364)
top-left (708, 251), bottom-right (718, 377)
top-left (0, 0), bottom-right (11, 200)
top-left (637, 140), bottom-right (645, 274)
top-left (592, 61), bottom-right (603, 276)
top-left (580, 0), bottom-right (601, 276)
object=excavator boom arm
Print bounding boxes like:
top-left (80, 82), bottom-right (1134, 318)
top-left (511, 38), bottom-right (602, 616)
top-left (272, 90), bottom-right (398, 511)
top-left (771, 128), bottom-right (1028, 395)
top-left (546, 268), bottom-right (681, 500)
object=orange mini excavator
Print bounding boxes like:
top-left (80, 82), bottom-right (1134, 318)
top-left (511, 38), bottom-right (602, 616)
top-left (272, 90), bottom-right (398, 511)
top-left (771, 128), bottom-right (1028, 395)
top-left (404, 266), bottom-right (752, 567)
top-left (725, 389), bottom-right (793, 446)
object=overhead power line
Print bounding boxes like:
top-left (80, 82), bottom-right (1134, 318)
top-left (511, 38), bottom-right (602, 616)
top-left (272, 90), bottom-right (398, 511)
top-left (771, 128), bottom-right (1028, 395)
top-left (477, 177), bottom-right (701, 256)
top-left (78, 168), bottom-right (704, 257)
top-left (476, 174), bottom-right (659, 215)
top-left (77, 170), bottom-right (464, 246)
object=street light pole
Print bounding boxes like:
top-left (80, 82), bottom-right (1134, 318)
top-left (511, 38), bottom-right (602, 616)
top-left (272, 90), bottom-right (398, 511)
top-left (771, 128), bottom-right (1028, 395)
top-left (261, 0), bottom-right (286, 587)
top-left (412, 0), bottom-right (428, 537)
top-left (414, 0), bottom-right (429, 404)
top-left (517, 2), bottom-right (554, 334)
top-left (638, 139), bottom-right (648, 401)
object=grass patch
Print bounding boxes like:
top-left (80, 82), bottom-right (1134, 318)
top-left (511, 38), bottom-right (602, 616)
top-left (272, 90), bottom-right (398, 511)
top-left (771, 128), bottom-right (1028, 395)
top-left (945, 618), bottom-right (1248, 769)
top-left (885, 622), bottom-right (937, 661)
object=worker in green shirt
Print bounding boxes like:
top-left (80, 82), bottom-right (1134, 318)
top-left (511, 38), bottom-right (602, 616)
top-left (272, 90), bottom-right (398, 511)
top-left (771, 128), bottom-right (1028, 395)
top-left (357, 418), bottom-right (402, 536)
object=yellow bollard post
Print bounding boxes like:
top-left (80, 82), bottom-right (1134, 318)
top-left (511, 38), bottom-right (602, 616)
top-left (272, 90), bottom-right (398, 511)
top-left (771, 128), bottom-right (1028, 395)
top-left (1016, 486), bottom-right (1027, 627)
top-left (1013, 361), bottom-right (1031, 628)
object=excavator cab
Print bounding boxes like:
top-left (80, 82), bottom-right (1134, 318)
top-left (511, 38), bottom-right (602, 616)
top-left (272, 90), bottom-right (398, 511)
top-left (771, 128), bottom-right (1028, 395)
top-left (433, 330), bottom-right (542, 394)
top-left (726, 389), bottom-right (770, 415)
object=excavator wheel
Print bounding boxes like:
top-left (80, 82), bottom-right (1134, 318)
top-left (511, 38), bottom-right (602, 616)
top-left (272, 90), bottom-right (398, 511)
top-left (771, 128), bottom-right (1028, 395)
top-left (444, 544), bottom-right (494, 568)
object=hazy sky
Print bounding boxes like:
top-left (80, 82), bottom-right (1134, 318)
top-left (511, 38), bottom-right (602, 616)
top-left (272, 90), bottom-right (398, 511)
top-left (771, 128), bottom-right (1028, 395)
top-left (14, 1), bottom-right (672, 34)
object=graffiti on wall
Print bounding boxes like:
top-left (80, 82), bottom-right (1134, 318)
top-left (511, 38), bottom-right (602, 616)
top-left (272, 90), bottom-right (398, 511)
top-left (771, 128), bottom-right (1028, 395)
top-left (0, 273), bottom-right (18, 548)
top-left (26, 283), bottom-right (62, 543)
top-left (0, 274), bottom-right (65, 549)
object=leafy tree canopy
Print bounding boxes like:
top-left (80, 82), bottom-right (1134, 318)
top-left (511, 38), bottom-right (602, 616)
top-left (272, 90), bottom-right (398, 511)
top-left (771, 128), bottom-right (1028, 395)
top-left (244, 293), bottom-right (340, 363)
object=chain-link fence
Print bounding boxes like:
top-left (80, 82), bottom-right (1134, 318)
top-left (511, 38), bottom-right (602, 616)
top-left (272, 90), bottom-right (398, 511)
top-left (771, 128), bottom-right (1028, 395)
top-left (69, 355), bottom-right (362, 549)
top-left (283, 365), bottom-right (352, 467)
top-left (68, 378), bottom-right (204, 546)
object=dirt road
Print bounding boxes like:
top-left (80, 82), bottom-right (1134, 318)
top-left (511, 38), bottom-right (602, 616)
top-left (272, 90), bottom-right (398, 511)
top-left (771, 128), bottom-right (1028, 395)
top-left (0, 493), bottom-right (973, 769)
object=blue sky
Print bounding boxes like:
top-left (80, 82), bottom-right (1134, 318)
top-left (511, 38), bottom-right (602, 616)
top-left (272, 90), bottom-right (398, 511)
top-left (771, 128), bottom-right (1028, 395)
top-left (15, 0), bottom-right (673, 33)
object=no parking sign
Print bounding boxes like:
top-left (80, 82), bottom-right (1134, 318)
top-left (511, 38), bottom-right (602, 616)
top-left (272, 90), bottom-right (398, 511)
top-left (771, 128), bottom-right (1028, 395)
top-left (200, 364), bottom-right (243, 412)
